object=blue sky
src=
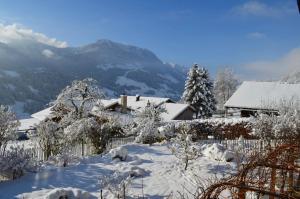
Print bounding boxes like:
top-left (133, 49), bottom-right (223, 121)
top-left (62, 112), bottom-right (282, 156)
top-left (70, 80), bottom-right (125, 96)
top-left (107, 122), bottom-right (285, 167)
top-left (0, 0), bottom-right (299, 79)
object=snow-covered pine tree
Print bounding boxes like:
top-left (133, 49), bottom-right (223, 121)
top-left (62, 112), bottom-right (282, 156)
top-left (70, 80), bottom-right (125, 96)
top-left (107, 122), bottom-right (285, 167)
top-left (182, 64), bottom-right (216, 118)
top-left (214, 68), bottom-right (239, 111)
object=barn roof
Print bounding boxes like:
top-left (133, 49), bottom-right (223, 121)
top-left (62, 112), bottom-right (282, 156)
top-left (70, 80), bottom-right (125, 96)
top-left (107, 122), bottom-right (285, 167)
top-left (161, 103), bottom-right (194, 121)
top-left (224, 81), bottom-right (300, 110)
top-left (31, 107), bottom-right (53, 121)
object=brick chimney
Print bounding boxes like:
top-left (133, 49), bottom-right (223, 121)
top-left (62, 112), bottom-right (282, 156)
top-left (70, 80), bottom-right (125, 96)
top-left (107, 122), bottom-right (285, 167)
top-left (120, 94), bottom-right (127, 113)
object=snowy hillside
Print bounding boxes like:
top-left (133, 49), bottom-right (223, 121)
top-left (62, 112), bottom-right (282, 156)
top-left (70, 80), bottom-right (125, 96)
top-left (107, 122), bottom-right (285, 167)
top-left (0, 143), bottom-right (235, 199)
top-left (281, 71), bottom-right (300, 83)
top-left (0, 39), bottom-right (186, 116)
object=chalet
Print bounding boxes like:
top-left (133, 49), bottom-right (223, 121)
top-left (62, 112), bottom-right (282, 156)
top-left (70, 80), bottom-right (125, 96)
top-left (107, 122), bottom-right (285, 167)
top-left (224, 81), bottom-right (300, 117)
top-left (94, 95), bottom-right (195, 121)
top-left (23, 95), bottom-right (195, 132)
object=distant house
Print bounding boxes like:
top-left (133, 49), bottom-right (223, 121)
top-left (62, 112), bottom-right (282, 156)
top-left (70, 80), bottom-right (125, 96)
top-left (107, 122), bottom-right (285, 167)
top-left (94, 95), bottom-right (195, 122)
top-left (29, 95), bottom-right (195, 123)
top-left (224, 81), bottom-right (300, 117)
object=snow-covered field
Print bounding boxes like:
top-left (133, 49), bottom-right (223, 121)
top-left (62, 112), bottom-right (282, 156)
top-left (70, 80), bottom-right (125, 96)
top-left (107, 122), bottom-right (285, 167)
top-left (0, 143), bottom-right (235, 199)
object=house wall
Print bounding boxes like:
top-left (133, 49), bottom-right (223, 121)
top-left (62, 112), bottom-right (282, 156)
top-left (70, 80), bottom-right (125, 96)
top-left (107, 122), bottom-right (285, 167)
top-left (173, 108), bottom-right (194, 120)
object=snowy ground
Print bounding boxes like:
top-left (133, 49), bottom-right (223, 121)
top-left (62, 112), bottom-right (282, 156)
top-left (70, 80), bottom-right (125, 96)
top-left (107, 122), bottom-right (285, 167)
top-left (0, 143), bottom-right (235, 199)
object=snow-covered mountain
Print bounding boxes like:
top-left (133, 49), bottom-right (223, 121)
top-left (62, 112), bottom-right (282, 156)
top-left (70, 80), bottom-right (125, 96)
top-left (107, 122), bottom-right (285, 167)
top-left (0, 39), bottom-right (186, 115)
top-left (281, 71), bottom-right (300, 83)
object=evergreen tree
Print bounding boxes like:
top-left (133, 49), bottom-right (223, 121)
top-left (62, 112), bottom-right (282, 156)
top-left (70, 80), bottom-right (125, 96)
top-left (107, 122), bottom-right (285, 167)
top-left (182, 64), bottom-right (216, 118)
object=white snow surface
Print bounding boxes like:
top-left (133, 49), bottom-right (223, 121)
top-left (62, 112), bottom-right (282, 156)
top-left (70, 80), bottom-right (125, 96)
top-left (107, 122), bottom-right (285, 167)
top-left (43, 187), bottom-right (94, 199)
top-left (0, 143), bottom-right (235, 199)
top-left (201, 143), bottom-right (235, 162)
top-left (161, 103), bottom-right (192, 121)
top-left (120, 95), bottom-right (171, 111)
top-left (18, 118), bottom-right (40, 131)
top-left (109, 146), bottom-right (128, 161)
top-left (225, 81), bottom-right (300, 110)
top-left (31, 107), bottom-right (53, 121)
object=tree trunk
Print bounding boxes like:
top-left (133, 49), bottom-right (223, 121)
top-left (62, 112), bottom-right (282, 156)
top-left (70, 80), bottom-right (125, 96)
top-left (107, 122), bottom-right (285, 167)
top-left (81, 139), bottom-right (84, 156)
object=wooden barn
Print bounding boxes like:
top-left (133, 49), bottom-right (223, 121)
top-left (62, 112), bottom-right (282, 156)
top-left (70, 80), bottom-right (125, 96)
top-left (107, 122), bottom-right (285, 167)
top-left (224, 81), bottom-right (300, 117)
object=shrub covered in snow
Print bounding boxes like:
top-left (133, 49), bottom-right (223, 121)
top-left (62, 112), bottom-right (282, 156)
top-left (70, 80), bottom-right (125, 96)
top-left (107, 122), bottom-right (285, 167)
top-left (36, 120), bottom-right (64, 160)
top-left (44, 187), bottom-right (93, 199)
top-left (0, 105), bottom-right (19, 155)
top-left (253, 98), bottom-right (300, 144)
top-left (169, 123), bottom-right (199, 170)
top-left (201, 143), bottom-right (234, 162)
top-left (0, 146), bottom-right (37, 180)
top-left (109, 146), bottom-right (128, 161)
top-left (99, 171), bottom-right (132, 198)
top-left (134, 103), bottom-right (166, 144)
top-left (172, 118), bottom-right (253, 140)
top-left (48, 152), bottom-right (80, 167)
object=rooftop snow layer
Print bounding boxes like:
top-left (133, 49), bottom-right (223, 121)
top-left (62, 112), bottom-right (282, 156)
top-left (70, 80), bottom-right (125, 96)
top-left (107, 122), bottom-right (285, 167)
top-left (224, 81), bottom-right (300, 110)
top-left (18, 118), bottom-right (40, 131)
top-left (161, 103), bottom-right (192, 121)
top-left (31, 107), bottom-right (53, 121)
top-left (119, 95), bottom-right (172, 110)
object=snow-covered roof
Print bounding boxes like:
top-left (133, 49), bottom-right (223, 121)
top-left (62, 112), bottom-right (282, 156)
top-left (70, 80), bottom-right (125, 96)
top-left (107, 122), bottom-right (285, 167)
top-left (31, 107), bottom-right (53, 121)
top-left (118, 96), bottom-right (173, 110)
top-left (101, 99), bottom-right (119, 108)
top-left (161, 103), bottom-right (193, 121)
top-left (224, 81), bottom-right (300, 110)
top-left (18, 118), bottom-right (40, 131)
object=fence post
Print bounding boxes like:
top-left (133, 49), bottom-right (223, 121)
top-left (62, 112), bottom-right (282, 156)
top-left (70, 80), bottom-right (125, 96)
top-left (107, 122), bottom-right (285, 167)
top-left (123, 183), bottom-right (126, 199)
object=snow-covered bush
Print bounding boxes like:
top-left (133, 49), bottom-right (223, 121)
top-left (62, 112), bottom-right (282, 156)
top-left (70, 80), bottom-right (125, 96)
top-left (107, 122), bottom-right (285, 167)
top-left (48, 152), bottom-right (80, 167)
top-left (169, 123), bottom-right (199, 170)
top-left (99, 171), bottom-right (132, 198)
top-left (201, 143), bottom-right (234, 162)
top-left (252, 113), bottom-right (276, 143)
top-left (0, 105), bottom-right (19, 155)
top-left (171, 118), bottom-right (253, 140)
top-left (109, 146), bottom-right (128, 161)
top-left (134, 103), bottom-right (166, 144)
top-left (158, 123), bottom-right (175, 138)
top-left (45, 187), bottom-right (93, 199)
top-left (253, 98), bottom-right (300, 144)
top-left (0, 146), bottom-right (37, 180)
top-left (36, 120), bottom-right (64, 160)
top-left (65, 116), bottom-right (124, 154)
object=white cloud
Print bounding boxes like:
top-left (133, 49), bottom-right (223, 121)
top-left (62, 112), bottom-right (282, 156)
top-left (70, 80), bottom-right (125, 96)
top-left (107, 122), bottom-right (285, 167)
top-left (233, 1), bottom-right (294, 18)
top-left (42, 49), bottom-right (55, 58)
top-left (245, 47), bottom-right (300, 80)
top-left (247, 32), bottom-right (266, 39)
top-left (0, 23), bottom-right (67, 48)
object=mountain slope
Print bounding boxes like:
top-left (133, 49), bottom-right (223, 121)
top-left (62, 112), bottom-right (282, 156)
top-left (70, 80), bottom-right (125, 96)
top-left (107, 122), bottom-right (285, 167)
top-left (281, 71), bottom-right (300, 83)
top-left (0, 39), bottom-right (186, 116)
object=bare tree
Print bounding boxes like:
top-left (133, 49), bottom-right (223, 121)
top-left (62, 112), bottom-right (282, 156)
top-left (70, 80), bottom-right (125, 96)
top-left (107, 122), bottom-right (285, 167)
top-left (0, 105), bottom-right (19, 155)
top-left (169, 123), bottom-right (199, 170)
top-left (53, 78), bottom-right (105, 118)
top-left (214, 68), bottom-right (239, 111)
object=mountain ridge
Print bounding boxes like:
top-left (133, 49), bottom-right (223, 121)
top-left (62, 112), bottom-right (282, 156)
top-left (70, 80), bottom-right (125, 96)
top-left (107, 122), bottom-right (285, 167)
top-left (0, 39), bottom-right (186, 117)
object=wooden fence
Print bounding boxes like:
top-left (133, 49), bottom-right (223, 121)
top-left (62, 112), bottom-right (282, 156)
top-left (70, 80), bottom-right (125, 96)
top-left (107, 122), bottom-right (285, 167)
top-left (23, 136), bottom-right (275, 162)
top-left (198, 139), bottom-right (279, 154)
top-left (105, 136), bottom-right (136, 151)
